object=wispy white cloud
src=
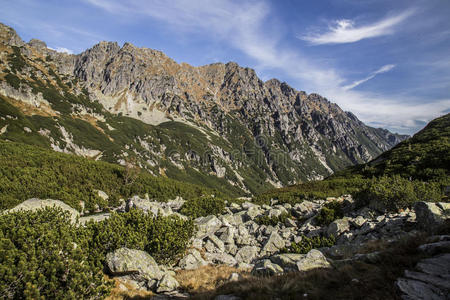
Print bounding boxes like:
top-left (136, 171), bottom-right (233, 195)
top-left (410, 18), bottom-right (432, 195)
top-left (343, 64), bottom-right (395, 90)
top-left (47, 46), bottom-right (74, 54)
top-left (300, 10), bottom-right (414, 45)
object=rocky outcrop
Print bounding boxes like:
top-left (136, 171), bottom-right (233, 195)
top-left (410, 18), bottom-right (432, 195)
top-left (396, 236), bottom-right (450, 300)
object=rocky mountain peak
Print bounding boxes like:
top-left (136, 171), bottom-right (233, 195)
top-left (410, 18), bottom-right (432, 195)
top-left (0, 22), bottom-right (24, 47)
top-left (0, 24), bottom-right (409, 195)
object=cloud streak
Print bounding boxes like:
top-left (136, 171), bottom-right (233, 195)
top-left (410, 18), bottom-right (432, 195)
top-left (301, 10), bottom-right (414, 45)
top-left (343, 64), bottom-right (395, 90)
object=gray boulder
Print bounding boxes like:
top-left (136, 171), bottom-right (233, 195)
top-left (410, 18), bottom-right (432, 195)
top-left (178, 249), bottom-right (207, 270)
top-left (6, 198), bottom-right (79, 223)
top-left (106, 248), bottom-right (163, 290)
top-left (262, 232), bottom-right (285, 254)
top-left (195, 215), bottom-right (222, 236)
top-left (327, 218), bottom-right (350, 237)
top-left (414, 202), bottom-right (449, 232)
top-left (296, 249), bottom-right (331, 272)
top-left (252, 259), bottom-right (284, 275)
top-left (235, 246), bottom-right (259, 264)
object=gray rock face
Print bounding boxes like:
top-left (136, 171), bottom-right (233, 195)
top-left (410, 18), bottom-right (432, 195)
top-left (414, 202), bottom-right (449, 232)
top-left (6, 198), bottom-right (79, 223)
top-left (396, 253), bottom-right (450, 300)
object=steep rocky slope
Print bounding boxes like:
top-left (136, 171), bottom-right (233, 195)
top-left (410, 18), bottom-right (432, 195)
top-left (0, 23), bottom-right (408, 195)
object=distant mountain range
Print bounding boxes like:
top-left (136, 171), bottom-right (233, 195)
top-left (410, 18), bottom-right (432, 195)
top-left (0, 22), bottom-right (408, 196)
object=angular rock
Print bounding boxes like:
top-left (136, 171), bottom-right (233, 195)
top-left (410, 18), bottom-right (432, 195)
top-left (252, 259), bottom-right (284, 276)
top-left (235, 246), bottom-right (259, 264)
top-left (327, 218), bottom-right (350, 237)
top-left (262, 231), bottom-right (285, 253)
top-left (178, 249), bottom-right (207, 270)
top-left (195, 215), bottom-right (222, 236)
top-left (156, 274), bottom-right (179, 293)
top-left (296, 249), bottom-right (331, 272)
top-left (414, 201), bottom-right (449, 231)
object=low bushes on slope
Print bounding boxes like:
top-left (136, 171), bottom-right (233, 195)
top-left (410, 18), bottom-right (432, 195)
top-left (0, 140), bottom-right (211, 211)
top-left (355, 175), bottom-right (443, 211)
top-left (0, 207), bottom-right (194, 299)
top-left (180, 196), bottom-right (227, 218)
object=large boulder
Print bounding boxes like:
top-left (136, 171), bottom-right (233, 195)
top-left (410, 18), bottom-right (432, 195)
top-left (156, 274), bottom-right (180, 293)
top-left (6, 198), bottom-right (79, 223)
top-left (106, 248), bottom-right (163, 290)
top-left (235, 246), bottom-right (259, 264)
top-left (270, 253), bottom-right (305, 271)
top-left (195, 215), bottom-right (222, 237)
top-left (262, 232), bottom-right (285, 254)
top-left (414, 202), bottom-right (450, 232)
top-left (327, 218), bottom-right (350, 237)
top-left (126, 196), bottom-right (173, 217)
top-left (252, 259), bottom-right (283, 276)
top-left (296, 249), bottom-right (331, 272)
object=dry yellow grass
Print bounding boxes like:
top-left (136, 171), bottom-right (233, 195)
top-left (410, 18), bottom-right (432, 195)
top-left (176, 265), bottom-right (250, 295)
top-left (106, 277), bottom-right (155, 300)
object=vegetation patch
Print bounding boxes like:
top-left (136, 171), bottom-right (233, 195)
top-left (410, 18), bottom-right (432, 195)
top-left (180, 196), bottom-right (226, 218)
top-left (281, 235), bottom-right (336, 254)
top-left (0, 140), bottom-right (212, 211)
top-left (315, 201), bottom-right (344, 226)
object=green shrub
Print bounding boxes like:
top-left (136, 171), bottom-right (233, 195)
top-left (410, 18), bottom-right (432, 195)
top-left (180, 196), bottom-right (226, 218)
top-left (81, 209), bottom-right (194, 265)
top-left (254, 176), bottom-right (367, 205)
top-left (356, 175), bottom-right (443, 211)
top-left (315, 201), bottom-right (343, 226)
top-left (255, 212), bottom-right (291, 226)
top-left (282, 235), bottom-right (336, 254)
top-left (0, 208), bottom-right (112, 299)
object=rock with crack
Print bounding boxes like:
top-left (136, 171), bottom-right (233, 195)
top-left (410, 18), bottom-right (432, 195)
top-left (106, 247), bottom-right (164, 291)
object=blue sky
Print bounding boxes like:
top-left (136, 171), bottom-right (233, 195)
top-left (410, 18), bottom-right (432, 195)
top-left (1, 0), bottom-right (449, 134)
